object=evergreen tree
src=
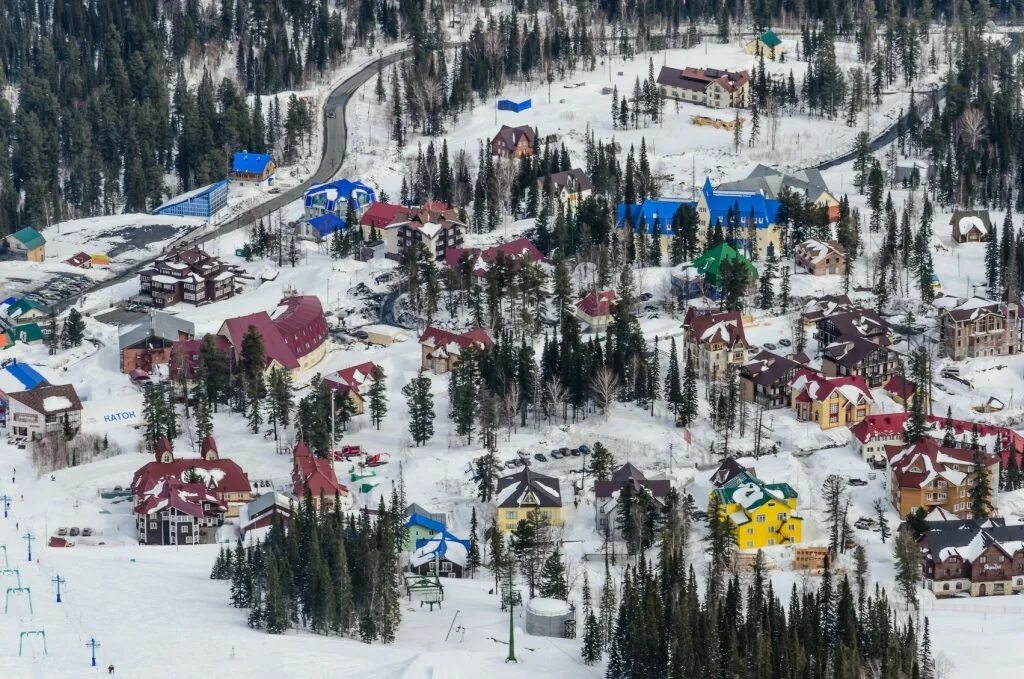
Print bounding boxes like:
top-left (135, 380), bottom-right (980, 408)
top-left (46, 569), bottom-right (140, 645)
top-left (467, 507), bottom-right (481, 574)
top-left (678, 359), bottom-right (699, 427)
top-left (970, 439), bottom-right (993, 519)
top-left (589, 441), bottom-right (616, 482)
top-left (581, 609), bottom-right (602, 665)
top-left (65, 308), bottom-right (86, 346)
top-left (367, 366), bottom-right (388, 429)
top-left (538, 547), bottom-right (568, 600)
top-left (402, 374), bottom-right (434, 446)
top-left (194, 387), bottom-right (213, 441)
top-left (664, 338), bottom-right (683, 414)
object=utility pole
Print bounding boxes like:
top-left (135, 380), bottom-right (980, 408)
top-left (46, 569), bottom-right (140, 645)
top-left (0, 495), bottom-right (10, 518)
top-left (52, 575), bottom-right (65, 603)
top-left (506, 565), bottom-right (517, 663)
top-left (23, 532), bottom-right (34, 562)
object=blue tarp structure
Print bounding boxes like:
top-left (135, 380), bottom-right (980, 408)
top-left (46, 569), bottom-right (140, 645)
top-left (307, 213), bottom-right (346, 236)
top-left (497, 98), bottom-right (532, 113)
top-left (0, 362), bottom-right (47, 391)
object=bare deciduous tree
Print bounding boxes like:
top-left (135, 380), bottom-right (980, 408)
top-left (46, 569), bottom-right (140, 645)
top-left (545, 376), bottom-right (569, 424)
top-left (958, 107), bottom-right (987, 150)
top-left (501, 382), bottom-right (522, 439)
top-left (590, 366), bottom-right (621, 415)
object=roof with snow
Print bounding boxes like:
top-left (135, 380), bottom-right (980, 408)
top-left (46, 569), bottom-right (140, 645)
top-left (0, 362), bottom-right (48, 395)
top-left (594, 463), bottom-right (671, 501)
top-left (496, 467), bottom-right (562, 509)
top-left (7, 383), bottom-right (82, 415)
top-left (323, 361), bottom-right (379, 398)
top-left (714, 470), bottom-right (798, 512)
top-left (790, 371), bottom-right (873, 406)
top-left (919, 518), bottom-right (1024, 565)
top-left (219, 296), bottom-right (328, 371)
top-left (409, 533), bottom-right (470, 568)
top-left (134, 477), bottom-right (226, 519)
top-left (575, 290), bottom-right (617, 318)
top-left (886, 438), bottom-right (999, 491)
top-left (949, 210), bottom-right (992, 238)
top-left (444, 238), bottom-right (544, 276)
top-left (685, 308), bottom-right (748, 348)
top-left (739, 350), bottom-right (800, 387)
top-left (118, 311), bottom-right (196, 350)
top-left (291, 441), bottom-right (348, 499)
top-left (656, 67), bottom-right (750, 94)
top-left (154, 180), bottom-right (228, 213)
top-left (231, 151), bottom-right (274, 174)
top-left (418, 326), bottom-right (493, 361)
top-left (941, 296), bottom-right (1009, 324)
top-left (304, 178), bottom-right (375, 214)
top-left (883, 375), bottom-right (918, 400)
top-left (131, 455), bottom-right (250, 499)
top-left (719, 165), bottom-right (830, 202)
top-left (797, 239), bottom-right (845, 264)
top-left (822, 335), bottom-right (896, 369)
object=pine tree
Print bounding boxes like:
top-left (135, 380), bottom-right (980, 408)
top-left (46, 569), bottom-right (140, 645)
top-left (758, 250), bottom-right (776, 310)
top-left (873, 498), bottom-right (891, 543)
top-left (679, 359), bottom-right (698, 427)
top-left (264, 558), bottom-right (290, 633)
top-left (45, 316), bottom-right (58, 355)
top-left (402, 374), bottom-right (434, 446)
top-left (65, 308), bottom-right (86, 346)
top-left (194, 387), bottom-right (213, 441)
top-left (970, 438), bottom-right (993, 519)
top-left (467, 507), bottom-right (481, 574)
top-left (597, 555), bottom-right (617, 647)
top-left (538, 547), bottom-right (568, 600)
top-left (893, 529), bottom-right (920, 609)
top-left (581, 609), bottom-right (602, 664)
top-left (665, 338), bottom-right (683, 414)
top-left (367, 366), bottom-right (387, 429)
top-left (589, 441), bottom-right (616, 481)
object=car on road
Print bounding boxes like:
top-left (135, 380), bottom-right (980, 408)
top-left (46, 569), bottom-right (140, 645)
top-left (534, 453), bottom-right (548, 463)
top-left (82, 528), bottom-right (93, 537)
top-left (847, 478), bottom-right (868, 487)
top-left (327, 110), bottom-right (336, 118)
top-left (268, 187), bottom-right (281, 194)
top-left (779, 338), bottom-right (792, 347)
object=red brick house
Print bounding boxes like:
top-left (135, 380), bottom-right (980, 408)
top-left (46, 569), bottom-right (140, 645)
top-left (886, 438), bottom-right (999, 519)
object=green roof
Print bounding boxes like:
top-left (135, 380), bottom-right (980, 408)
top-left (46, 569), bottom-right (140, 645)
top-left (759, 30), bottom-right (782, 48)
top-left (693, 242), bottom-right (756, 286)
top-left (8, 226), bottom-right (46, 250)
top-left (12, 322), bottom-right (44, 343)
top-left (7, 298), bottom-right (52, 319)
top-left (715, 472), bottom-right (798, 512)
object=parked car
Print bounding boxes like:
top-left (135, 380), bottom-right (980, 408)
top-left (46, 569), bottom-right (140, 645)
top-left (569, 448), bottom-right (582, 457)
top-left (779, 338), bottom-right (792, 347)
top-left (56, 527), bottom-right (68, 536)
top-left (534, 453), bottom-right (548, 463)
top-left (551, 449), bottom-right (564, 459)
top-left (69, 527), bottom-right (80, 537)
top-left (559, 447), bottom-right (570, 456)
top-left (643, 305), bottom-right (658, 312)
top-left (352, 330), bottom-right (369, 341)
top-left (577, 444), bottom-right (591, 455)
top-left (847, 478), bottom-right (868, 487)
top-left (763, 342), bottom-right (777, 350)
top-left (639, 292), bottom-right (654, 302)
top-left (81, 528), bottom-right (93, 537)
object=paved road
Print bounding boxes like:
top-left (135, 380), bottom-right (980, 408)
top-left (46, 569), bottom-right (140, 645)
top-left (59, 49), bottom-right (411, 313)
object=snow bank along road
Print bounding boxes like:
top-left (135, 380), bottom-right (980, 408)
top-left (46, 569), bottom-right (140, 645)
top-left (52, 48), bottom-right (412, 313)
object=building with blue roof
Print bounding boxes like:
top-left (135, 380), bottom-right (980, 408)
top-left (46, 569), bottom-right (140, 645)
top-left (153, 180), bottom-right (229, 219)
top-left (0, 361), bottom-right (49, 428)
top-left (296, 213), bottom-right (347, 241)
top-left (616, 199), bottom-right (698, 257)
top-left (409, 532), bottom-right (471, 577)
top-left (230, 151), bottom-right (276, 183)
top-left (696, 178), bottom-right (781, 258)
top-left (405, 512), bottom-right (446, 550)
top-left (304, 179), bottom-right (376, 219)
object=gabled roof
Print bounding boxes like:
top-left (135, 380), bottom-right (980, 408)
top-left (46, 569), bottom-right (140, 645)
top-left (576, 290), bottom-right (617, 318)
top-left (714, 471), bottom-right (798, 512)
top-left (797, 239), bottom-right (845, 264)
top-left (539, 169), bottom-right (593, 194)
top-left (7, 383), bottom-right (82, 415)
top-left (418, 326), bottom-right (493, 360)
top-left (822, 335), bottom-right (895, 369)
top-left (496, 467), bottom-right (561, 509)
top-left (492, 124), bottom-right (535, 148)
top-left (686, 309), bottom-right (748, 348)
top-left (324, 361), bottom-right (379, 397)
top-left (656, 66), bottom-right (750, 93)
top-left (949, 210), bottom-right (992, 237)
top-left (231, 151), bottom-right (274, 174)
top-left (7, 226), bottom-right (46, 250)
top-left (940, 296), bottom-right (1008, 323)
top-left (710, 457), bottom-right (749, 488)
top-left (134, 478), bottom-right (226, 519)
top-left (410, 533), bottom-right (469, 568)
top-left (920, 519), bottom-right (1024, 564)
top-left (790, 372), bottom-right (872, 406)
top-left (886, 438), bottom-right (999, 490)
top-left (692, 242), bottom-right (756, 285)
top-left (407, 513), bottom-right (446, 534)
top-left (849, 412), bottom-right (910, 443)
top-left (822, 308), bottom-right (892, 343)
top-left (220, 296), bottom-right (327, 371)
top-left (64, 252), bottom-right (92, 267)
top-left (757, 30), bottom-right (782, 48)
top-left (616, 199), bottom-right (693, 236)
top-left (699, 178), bottom-right (781, 229)
top-left (883, 375), bottom-right (918, 400)
top-left (739, 350), bottom-right (800, 386)
top-left (132, 455), bottom-right (250, 498)
top-left (3, 297), bottom-right (52, 321)
top-left (444, 238), bottom-right (543, 276)
top-left (595, 463), bottom-right (671, 501)
top-left (292, 441), bottom-right (348, 498)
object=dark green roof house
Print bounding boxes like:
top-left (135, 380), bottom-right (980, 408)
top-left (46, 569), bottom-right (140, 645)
top-left (12, 322), bottom-right (44, 345)
top-left (4, 227), bottom-right (46, 262)
top-left (693, 242), bottom-right (757, 287)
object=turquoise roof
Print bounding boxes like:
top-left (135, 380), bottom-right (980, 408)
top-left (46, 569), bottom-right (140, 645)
top-left (759, 31), bottom-right (782, 48)
top-left (8, 227), bottom-right (45, 250)
top-left (715, 471), bottom-right (798, 511)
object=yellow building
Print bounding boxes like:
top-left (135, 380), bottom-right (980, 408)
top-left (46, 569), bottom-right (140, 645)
top-left (712, 471), bottom-right (803, 550)
top-left (495, 467), bottom-right (562, 533)
top-left (791, 372), bottom-right (874, 430)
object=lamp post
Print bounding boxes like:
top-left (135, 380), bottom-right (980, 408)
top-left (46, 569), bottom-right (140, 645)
top-left (0, 495), bottom-right (10, 518)
top-left (85, 638), bottom-right (100, 667)
top-left (23, 532), bottom-right (34, 562)
top-left (52, 575), bottom-right (65, 603)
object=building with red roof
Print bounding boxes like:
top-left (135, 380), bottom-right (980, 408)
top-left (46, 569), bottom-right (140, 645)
top-left (883, 375), bottom-right (923, 407)
top-left (443, 238), bottom-right (544, 279)
top-left (656, 66), bottom-right (751, 108)
top-left (849, 413), bottom-right (910, 461)
top-left (131, 436), bottom-right (252, 520)
top-left (168, 334), bottom-right (232, 381)
top-left (359, 201), bottom-right (450, 236)
top-left (323, 361), bottom-right (380, 415)
top-left (134, 477), bottom-right (226, 545)
top-left (789, 372), bottom-right (873, 430)
top-left (573, 290), bottom-right (617, 331)
top-left (885, 438), bottom-right (999, 519)
top-left (418, 326), bottom-right (493, 374)
top-left (291, 441), bottom-right (349, 510)
top-left (217, 295), bottom-right (328, 373)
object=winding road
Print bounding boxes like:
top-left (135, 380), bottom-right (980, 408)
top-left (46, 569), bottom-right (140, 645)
top-left (58, 49), bottom-right (411, 312)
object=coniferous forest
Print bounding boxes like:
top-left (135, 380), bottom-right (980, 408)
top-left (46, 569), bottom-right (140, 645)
top-left (211, 487), bottom-right (406, 642)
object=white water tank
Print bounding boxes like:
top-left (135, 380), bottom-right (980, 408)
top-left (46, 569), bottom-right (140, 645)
top-left (524, 597), bottom-right (573, 637)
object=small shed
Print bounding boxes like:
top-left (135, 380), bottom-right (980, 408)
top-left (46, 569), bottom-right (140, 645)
top-left (525, 598), bottom-right (574, 638)
top-left (363, 325), bottom-right (409, 346)
top-left (230, 152), bottom-right (276, 183)
top-left (4, 227), bottom-right (46, 262)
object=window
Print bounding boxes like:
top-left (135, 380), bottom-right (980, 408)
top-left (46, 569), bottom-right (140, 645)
top-left (767, 539), bottom-right (775, 546)
top-left (942, 583), bottom-right (949, 591)
top-left (441, 561), bottom-right (452, 573)
top-left (768, 526), bottom-right (776, 533)
top-left (956, 582), bottom-right (962, 590)
top-left (777, 513), bottom-right (786, 522)
top-left (505, 511), bottom-right (516, 520)
top-left (746, 541), bottom-right (754, 548)
top-left (747, 528), bottom-right (754, 535)
top-left (180, 525), bottom-right (188, 533)
top-left (981, 556), bottom-right (987, 564)
top-left (149, 522), bottom-right (156, 530)
top-left (756, 515), bottom-right (766, 523)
